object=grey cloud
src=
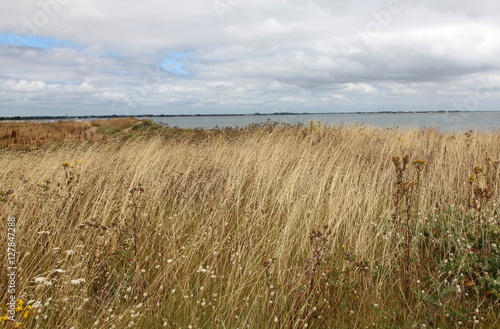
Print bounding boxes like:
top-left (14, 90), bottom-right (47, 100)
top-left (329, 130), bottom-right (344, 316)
top-left (0, 0), bottom-right (499, 116)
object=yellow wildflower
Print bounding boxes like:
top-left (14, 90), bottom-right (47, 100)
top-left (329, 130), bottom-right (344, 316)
top-left (413, 159), bottom-right (427, 173)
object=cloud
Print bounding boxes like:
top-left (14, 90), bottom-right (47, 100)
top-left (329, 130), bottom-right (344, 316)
top-left (344, 83), bottom-right (379, 95)
top-left (3, 79), bottom-right (47, 92)
top-left (0, 0), bottom-right (499, 116)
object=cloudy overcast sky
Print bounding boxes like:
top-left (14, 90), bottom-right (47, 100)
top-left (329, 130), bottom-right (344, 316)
top-left (1, 0), bottom-right (500, 116)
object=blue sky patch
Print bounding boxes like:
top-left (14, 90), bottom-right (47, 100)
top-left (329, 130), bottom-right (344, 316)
top-left (0, 33), bottom-right (80, 50)
top-left (105, 70), bottom-right (130, 75)
top-left (161, 52), bottom-right (189, 76)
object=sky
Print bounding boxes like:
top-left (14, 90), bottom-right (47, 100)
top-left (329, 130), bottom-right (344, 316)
top-left (1, 0), bottom-right (500, 117)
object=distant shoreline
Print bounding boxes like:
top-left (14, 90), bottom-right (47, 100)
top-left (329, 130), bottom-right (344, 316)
top-left (1, 110), bottom-right (497, 121)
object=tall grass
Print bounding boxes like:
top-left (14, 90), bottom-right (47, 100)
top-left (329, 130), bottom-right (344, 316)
top-left (0, 123), bottom-right (499, 328)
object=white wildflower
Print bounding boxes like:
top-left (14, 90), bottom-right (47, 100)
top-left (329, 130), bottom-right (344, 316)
top-left (34, 277), bottom-right (52, 286)
top-left (70, 278), bottom-right (86, 285)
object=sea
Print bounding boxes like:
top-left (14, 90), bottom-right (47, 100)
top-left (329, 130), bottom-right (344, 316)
top-left (144, 111), bottom-right (500, 132)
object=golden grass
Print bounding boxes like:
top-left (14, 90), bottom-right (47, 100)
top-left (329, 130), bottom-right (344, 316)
top-left (0, 123), bottom-right (499, 328)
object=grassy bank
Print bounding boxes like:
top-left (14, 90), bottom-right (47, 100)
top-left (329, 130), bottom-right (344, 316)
top-left (0, 118), bottom-right (142, 149)
top-left (0, 122), bottom-right (499, 328)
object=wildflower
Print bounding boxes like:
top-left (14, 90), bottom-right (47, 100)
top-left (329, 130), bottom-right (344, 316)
top-left (413, 159), bottom-right (427, 172)
top-left (70, 278), bottom-right (86, 285)
top-left (34, 277), bottom-right (52, 286)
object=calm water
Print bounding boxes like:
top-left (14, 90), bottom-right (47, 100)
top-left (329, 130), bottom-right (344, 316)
top-left (145, 111), bottom-right (499, 131)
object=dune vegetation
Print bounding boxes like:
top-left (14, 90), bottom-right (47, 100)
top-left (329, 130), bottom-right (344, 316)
top-left (0, 119), bottom-right (499, 328)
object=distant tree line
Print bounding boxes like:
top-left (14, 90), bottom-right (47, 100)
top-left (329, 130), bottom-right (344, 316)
top-left (0, 110), bottom-right (468, 121)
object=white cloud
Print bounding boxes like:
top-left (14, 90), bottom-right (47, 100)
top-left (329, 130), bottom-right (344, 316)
top-left (344, 83), bottom-right (379, 95)
top-left (4, 79), bottom-right (47, 92)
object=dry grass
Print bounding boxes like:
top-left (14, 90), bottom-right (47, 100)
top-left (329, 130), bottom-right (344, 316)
top-left (0, 118), bottom-right (140, 149)
top-left (0, 123), bottom-right (499, 328)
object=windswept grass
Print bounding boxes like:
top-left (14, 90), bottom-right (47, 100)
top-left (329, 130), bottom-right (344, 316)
top-left (0, 123), bottom-right (499, 328)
